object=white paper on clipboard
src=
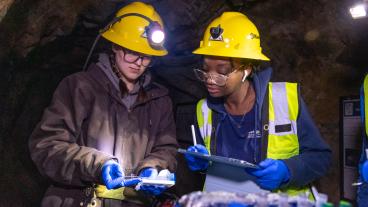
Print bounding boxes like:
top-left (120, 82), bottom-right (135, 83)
top-left (140, 178), bottom-right (175, 187)
top-left (205, 162), bottom-right (269, 194)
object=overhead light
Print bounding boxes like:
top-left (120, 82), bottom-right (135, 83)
top-left (350, 3), bottom-right (367, 19)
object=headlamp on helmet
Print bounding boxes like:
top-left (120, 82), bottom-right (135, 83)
top-left (101, 13), bottom-right (166, 50)
top-left (145, 21), bottom-right (165, 49)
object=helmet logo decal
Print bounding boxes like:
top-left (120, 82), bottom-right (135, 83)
top-left (246, 33), bottom-right (260, 40)
top-left (141, 30), bottom-right (148, 38)
top-left (209, 25), bottom-right (224, 41)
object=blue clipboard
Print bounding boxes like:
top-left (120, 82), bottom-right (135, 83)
top-left (178, 148), bottom-right (260, 169)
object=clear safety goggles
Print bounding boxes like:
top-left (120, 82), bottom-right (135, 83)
top-left (193, 65), bottom-right (244, 86)
top-left (122, 48), bottom-right (152, 67)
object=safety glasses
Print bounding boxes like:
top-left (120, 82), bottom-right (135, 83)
top-left (122, 48), bottom-right (152, 67)
top-left (193, 65), bottom-right (244, 86)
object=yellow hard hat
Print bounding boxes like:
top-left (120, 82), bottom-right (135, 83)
top-left (193, 12), bottom-right (269, 61)
top-left (101, 2), bottom-right (167, 56)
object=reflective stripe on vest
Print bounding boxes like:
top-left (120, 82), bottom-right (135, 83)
top-left (196, 99), bottom-right (212, 154)
top-left (196, 82), bottom-right (311, 198)
top-left (364, 75), bottom-right (368, 137)
top-left (268, 82), bottom-right (299, 159)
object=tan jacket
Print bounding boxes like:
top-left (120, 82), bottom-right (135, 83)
top-left (29, 62), bottom-right (178, 206)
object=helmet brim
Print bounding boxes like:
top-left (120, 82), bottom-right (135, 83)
top-left (102, 31), bottom-right (168, 56)
top-left (193, 47), bottom-right (270, 61)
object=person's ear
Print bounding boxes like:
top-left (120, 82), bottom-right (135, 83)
top-left (111, 44), bottom-right (118, 53)
top-left (112, 44), bottom-right (120, 54)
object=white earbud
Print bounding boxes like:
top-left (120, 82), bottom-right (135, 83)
top-left (241, 70), bottom-right (248, 82)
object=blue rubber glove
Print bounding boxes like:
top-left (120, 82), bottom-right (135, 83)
top-left (101, 160), bottom-right (141, 189)
top-left (138, 168), bottom-right (171, 196)
top-left (362, 160), bottom-right (368, 182)
top-left (184, 144), bottom-right (209, 171)
top-left (139, 168), bottom-right (158, 178)
top-left (228, 202), bottom-right (248, 207)
top-left (246, 159), bottom-right (290, 191)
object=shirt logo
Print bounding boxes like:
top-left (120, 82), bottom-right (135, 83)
top-left (247, 130), bottom-right (261, 139)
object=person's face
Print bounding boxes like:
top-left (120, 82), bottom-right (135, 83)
top-left (199, 56), bottom-right (249, 97)
top-left (112, 46), bottom-right (152, 83)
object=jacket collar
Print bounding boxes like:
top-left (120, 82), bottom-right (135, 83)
top-left (253, 67), bottom-right (272, 110)
top-left (86, 62), bottom-right (168, 107)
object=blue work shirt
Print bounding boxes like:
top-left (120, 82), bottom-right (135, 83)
top-left (216, 105), bottom-right (262, 163)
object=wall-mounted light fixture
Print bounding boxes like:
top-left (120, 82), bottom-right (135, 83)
top-left (350, 0), bottom-right (368, 19)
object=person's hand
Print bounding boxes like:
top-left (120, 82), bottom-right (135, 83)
top-left (184, 144), bottom-right (209, 171)
top-left (139, 167), bottom-right (158, 178)
top-left (137, 168), bottom-right (174, 196)
top-left (101, 160), bottom-right (141, 189)
top-left (246, 159), bottom-right (290, 190)
top-left (362, 160), bottom-right (368, 182)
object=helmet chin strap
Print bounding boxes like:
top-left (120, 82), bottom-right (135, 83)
top-left (241, 70), bottom-right (248, 82)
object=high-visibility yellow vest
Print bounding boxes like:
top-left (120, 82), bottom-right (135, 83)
top-left (363, 75), bottom-right (368, 137)
top-left (196, 82), bottom-right (312, 198)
